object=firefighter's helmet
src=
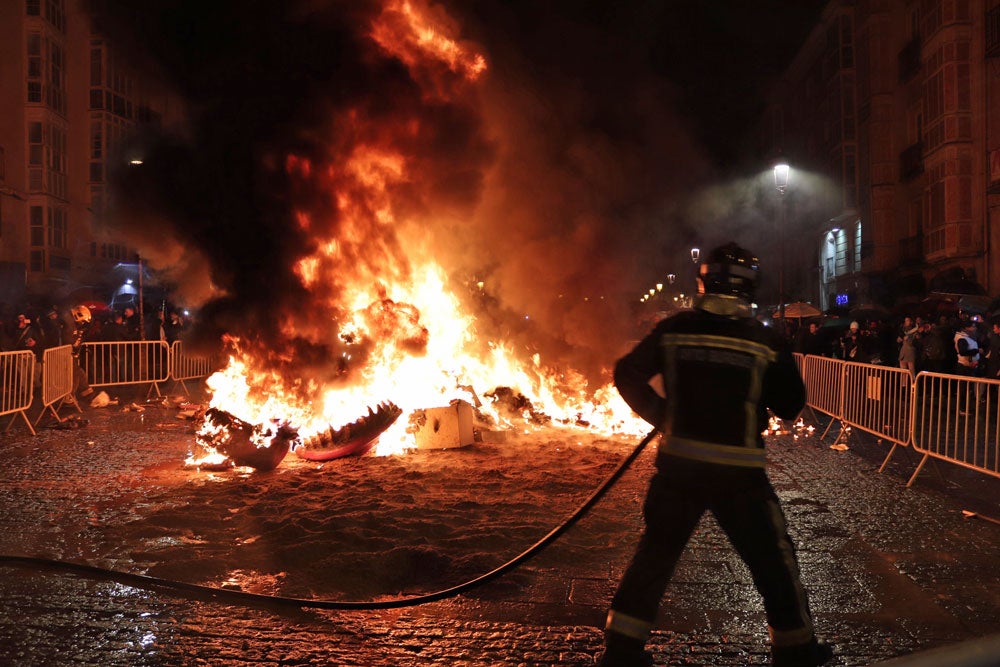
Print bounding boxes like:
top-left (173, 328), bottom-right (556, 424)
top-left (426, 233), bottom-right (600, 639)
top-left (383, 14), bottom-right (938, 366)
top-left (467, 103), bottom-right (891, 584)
top-left (71, 305), bottom-right (92, 324)
top-left (697, 242), bottom-right (760, 302)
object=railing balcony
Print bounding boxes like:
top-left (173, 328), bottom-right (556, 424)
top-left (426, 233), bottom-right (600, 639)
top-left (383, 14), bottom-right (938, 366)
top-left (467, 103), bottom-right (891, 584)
top-left (900, 141), bottom-right (924, 181)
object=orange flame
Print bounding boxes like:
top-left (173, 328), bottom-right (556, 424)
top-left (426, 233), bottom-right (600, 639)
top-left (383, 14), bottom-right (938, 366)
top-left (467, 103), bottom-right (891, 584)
top-left (190, 0), bottom-right (645, 466)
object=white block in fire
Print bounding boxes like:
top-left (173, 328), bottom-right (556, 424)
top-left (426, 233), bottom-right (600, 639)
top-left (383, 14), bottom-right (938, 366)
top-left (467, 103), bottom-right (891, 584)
top-left (411, 400), bottom-right (475, 449)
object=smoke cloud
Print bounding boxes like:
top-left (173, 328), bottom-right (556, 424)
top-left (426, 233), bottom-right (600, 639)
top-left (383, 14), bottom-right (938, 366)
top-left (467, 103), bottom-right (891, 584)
top-left (85, 0), bottom-right (815, 392)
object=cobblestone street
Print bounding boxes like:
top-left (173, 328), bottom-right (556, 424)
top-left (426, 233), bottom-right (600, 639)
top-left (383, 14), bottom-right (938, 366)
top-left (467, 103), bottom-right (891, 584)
top-left (1, 398), bottom-right (999, 666)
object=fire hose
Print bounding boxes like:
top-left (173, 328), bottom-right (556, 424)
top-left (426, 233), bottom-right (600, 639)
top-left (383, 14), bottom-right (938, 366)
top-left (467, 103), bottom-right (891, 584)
top-left (0, 428), bottom-right (658, 611)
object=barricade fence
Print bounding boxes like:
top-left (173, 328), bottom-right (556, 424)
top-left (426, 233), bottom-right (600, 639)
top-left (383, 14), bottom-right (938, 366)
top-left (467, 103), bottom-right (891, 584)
top-left (79, 341), bottom-right (171, 396)
top-left (168, 341), bottom-right (222, 396)
top-left (36, 345), bottom-right (80, 425)
top-left (798, 354), bottom-right (999, 486)
top-left (4, 340), bottom-right (222, 436)
top-left (909, 372), bottom-right (1000, 486)
top-left (840, 361), bottom-right (913, 451)
top-left (1, 350), bottom-right (36, 436)
top-left (9, 342), bottom-right (1000, 486)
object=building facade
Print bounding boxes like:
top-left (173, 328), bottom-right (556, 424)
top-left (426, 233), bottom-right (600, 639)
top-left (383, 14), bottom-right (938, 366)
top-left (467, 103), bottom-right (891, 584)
top-left (759, 0), bottom-right (1000, 311)
top-left (0, 0), bottom-right (182, 307)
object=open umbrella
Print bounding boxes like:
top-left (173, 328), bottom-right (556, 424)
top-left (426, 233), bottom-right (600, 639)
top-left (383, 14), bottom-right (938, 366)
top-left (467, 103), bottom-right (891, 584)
top-left (820, 316), bottom-right (852, 329)
top-left (957, 294), bottom-right (993, 316)
top-left (849, 303), bottom-right (891, 322)
top-left (914, 295), bottom-right (958, 320)
top-left (773, 302), bottom-right (822, 319)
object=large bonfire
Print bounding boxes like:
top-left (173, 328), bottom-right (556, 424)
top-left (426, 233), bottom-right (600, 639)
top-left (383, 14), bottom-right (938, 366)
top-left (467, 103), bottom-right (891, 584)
top-left (183, 0), bottom-right (646, 467)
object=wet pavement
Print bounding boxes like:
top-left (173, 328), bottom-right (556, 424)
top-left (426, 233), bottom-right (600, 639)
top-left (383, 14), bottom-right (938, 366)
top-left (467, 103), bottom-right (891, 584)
top-left (1, 389), bottom-right (999, 666)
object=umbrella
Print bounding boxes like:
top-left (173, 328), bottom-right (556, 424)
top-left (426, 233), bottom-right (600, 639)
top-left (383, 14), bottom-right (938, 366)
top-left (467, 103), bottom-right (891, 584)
top-left (820, 316), bottom-right (852, 329)
top-left (78, 300), bottom-right (111, 317)
top-left (914, 295), bottom-right (958, 320)
top-left (773, 302), bottom-right (822, 319)
top-left (957, 294), bottom-right (993, 316)
top-left (849, 303), bottom-right (891, 322)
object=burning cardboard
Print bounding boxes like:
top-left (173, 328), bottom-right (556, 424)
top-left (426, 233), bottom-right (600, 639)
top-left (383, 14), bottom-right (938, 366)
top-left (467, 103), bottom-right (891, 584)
top-left (192, 408), bottom-right (299, 471)
top-left (408, 400), bottom-right (475, 450)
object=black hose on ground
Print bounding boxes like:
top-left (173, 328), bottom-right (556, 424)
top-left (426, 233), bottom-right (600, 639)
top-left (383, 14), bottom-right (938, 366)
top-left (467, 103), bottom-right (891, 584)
top-left (0, 428), bottom-right (659, 611)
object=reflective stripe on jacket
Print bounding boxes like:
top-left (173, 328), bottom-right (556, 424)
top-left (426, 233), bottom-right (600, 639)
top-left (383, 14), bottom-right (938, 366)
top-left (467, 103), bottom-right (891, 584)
top-left (614, 295), bottom-right (805, 469)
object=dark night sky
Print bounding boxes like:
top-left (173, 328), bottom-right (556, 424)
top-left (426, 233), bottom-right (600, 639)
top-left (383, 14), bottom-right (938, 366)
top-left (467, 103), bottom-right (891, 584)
top-left (85, 0), bottom-right (828, 384)
top-left (455, 1), bottom-right (828, 167)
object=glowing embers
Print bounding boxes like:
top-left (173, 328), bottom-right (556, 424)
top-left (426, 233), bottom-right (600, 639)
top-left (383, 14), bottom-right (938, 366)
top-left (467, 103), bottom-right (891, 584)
top-left (189, 408), bottom-right (299, 472)
top-left (296, 401), bottom-right (403, 461)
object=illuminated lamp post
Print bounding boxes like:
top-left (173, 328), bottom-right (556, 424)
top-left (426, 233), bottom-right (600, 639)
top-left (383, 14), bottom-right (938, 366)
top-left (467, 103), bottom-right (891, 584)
top-left (773, 162), bottom-right (790, 325)
top-left (690, 248), bottom-right (700, 264)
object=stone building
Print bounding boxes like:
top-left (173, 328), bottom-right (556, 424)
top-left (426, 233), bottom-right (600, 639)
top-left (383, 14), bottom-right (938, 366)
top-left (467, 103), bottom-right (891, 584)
top-left (757, 0), bottom-right (1000, 311)
top-left (0, 0), bottom-right (182, 306)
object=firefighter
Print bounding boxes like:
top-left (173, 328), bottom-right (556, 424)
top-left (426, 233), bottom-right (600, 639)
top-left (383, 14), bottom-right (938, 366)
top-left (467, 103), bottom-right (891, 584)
top-left (599, 242), bottom-right (832, 667)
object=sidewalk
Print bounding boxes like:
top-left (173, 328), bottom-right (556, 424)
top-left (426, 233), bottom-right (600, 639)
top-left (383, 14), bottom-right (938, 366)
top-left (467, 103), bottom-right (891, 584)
top-left (0, 400), bottom-right (998, 666)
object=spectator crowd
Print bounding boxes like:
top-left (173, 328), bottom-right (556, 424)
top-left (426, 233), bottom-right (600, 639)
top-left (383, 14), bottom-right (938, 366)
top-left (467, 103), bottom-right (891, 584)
top-left (787, 311), bottom-right (1000, 382)
top-left (0, 300), bottom-right (193, 397)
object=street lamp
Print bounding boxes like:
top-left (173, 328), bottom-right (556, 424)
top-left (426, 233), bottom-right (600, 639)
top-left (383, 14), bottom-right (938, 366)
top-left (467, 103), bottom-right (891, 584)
top-left (690, 248), bottom-right (700, 264)
top-left (773, 162), bottom-right (790, 325)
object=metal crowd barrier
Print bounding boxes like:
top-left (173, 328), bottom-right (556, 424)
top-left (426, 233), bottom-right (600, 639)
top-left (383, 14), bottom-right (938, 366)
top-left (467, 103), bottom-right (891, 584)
top-left (34, 344), bottom-right (81, 426)
top-left (167, 340), bottom-right (221, 396)
top-left (798, 355), bottom-right (1000, 487)
top-left (78, 341), bottom-right (170, 397)
top-left (840, 360), bottom-right (913, 470)
top-left (910, 372), bottom-right (1000, 487)
top-left (3, 339), bottom-right (220, 437)
top-left (800, 355), bottom-right (845, 439)
top-left (0, 350), bottom-right (36, 436)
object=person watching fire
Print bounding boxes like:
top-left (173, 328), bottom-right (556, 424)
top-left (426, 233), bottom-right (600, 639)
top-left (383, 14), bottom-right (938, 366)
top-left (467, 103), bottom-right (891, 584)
top-left (599, 242), bottom-right (832, 667)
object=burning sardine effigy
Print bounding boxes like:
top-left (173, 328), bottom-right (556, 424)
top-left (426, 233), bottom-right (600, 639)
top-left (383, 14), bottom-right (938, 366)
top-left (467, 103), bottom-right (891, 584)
top-left (295, 401), bottom-right (402, 461)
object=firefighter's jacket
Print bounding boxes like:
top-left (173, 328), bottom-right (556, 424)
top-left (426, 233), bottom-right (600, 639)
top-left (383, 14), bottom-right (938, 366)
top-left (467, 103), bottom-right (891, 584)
top-left (614, 294), bottom-right (805, 468)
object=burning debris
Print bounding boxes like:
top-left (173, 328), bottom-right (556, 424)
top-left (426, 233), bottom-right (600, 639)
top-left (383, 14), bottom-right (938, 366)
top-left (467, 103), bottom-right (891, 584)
top-left (191, 408), bottom-right (300, 472)
top-left (295, 401), bottom-right (402, 461)
top-left (484, 387), bottom-right (551, 426)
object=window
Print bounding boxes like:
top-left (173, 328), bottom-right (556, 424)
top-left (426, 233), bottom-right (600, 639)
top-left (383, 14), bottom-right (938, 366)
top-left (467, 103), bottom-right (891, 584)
top-left (90, 120), bottom-right (102, 159)
top-left (26, 0), bottom-right (40, 16)
top-left (27, 33), bottom-right (42, 103)
top-left (835, 229), bottom-right (848, 275)
top-left (49, 41), bottom-right (65, 114)
top-left (30, 206), bottom-right (44, 246)
top-left (853, 220), bottom-right (862, 273)
top-left (45, 0), bottom-right (65, 33)
top-left (90, 47), bottom-right (102, 86)
top-left (840, 15), bottom-right (853, 68)
top-left (30, 250), bottom-right (44, 273)
top-left (49, 124), bottom-right (66, 198)
top-left (47, 206), bottom-right (66, 248)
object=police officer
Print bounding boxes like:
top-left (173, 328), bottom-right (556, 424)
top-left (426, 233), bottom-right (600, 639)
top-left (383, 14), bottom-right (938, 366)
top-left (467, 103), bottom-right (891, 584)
top-left (599, 243), bottom-right (832, 667)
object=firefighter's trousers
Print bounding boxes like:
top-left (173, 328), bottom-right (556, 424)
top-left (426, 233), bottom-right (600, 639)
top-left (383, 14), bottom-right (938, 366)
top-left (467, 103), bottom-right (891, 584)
top-left (607, 455), bottom-right (816, 649)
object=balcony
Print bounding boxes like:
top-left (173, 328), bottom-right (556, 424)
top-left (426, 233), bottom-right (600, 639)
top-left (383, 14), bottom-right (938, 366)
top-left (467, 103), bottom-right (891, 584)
top-left (900, 142), bottom-right (924, 181)
top-left (988, 6), bottom-right (1000, 58)
top-left (898, 36), bottom-right (921, 82)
